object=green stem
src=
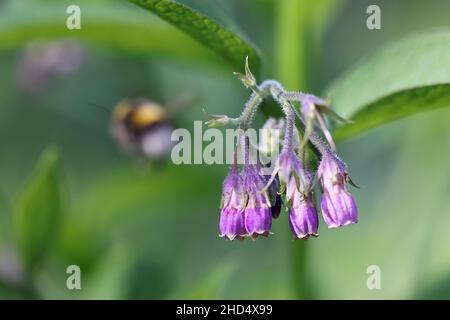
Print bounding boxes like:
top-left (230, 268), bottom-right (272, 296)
top-left (276, 0), bottom-right (308, 90)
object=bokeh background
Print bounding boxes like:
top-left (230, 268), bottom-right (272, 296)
top-left (0, 0), bottom-right (450, 299)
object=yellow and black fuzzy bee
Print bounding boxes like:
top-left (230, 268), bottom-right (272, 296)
top-left (110, 98), bottom-right (175, 161)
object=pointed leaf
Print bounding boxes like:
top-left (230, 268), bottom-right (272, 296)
top-left (327, 30), bottom-right (450, 141)
top-left (129, 0), bottom-right (261, 73)
top-left (14, 148), bottom-right (62, 274)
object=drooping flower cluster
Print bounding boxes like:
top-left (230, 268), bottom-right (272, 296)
top-left (216, 58), bottom-right (358, 241)
top-left (219, 163), bottom-right (276, 240)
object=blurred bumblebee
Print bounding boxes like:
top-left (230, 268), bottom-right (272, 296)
top-left (110, 98), bottom-right (175, 161)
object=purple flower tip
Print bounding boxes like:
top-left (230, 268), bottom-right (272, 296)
top-left (244, 207), bottom-right (272, 239)
top-left (320, 190), bottom-right (357, 228)
top-left (219, 167), bottom-right (247, 240)
top-left (219, 207), bottom-right (246, 240)
top-left (289, 201), bottom-right (319, 239)
top-left (288, 166), bottom-right (319, 239)
top-left (318, 154), bottom-right (358, 228)
top-left (243, 165), bottom-right (272, 238)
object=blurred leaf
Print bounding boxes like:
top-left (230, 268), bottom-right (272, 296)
top-left (14, 148), bottom-right (62, 274)
top-left (60, 165), bottom-right (223, 269)
top-left (276, 0), bottom-right (344, 90)
top-left (172, 258), bottom-right (237, 299)
top-left (0, 0), bottom-right (219, 65)
top-left (0, 280), bottom-right (23, 299)
top-left (0, 190), bottom-right (11, 239)
top-left (129, 0), bottom-right (261, 73)
top-left (328, 30), bottom-right (450, 141)
top-left (0, 191), bottom-right (8, 211)
top-left (309, 109), bottom-right (450, 299)
top-left (80, 244), bottom-right (135, 299)
top-left (418, 273), bottom-right (450, 299)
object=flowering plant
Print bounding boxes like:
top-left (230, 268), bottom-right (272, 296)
top-left (213, 59), bottom-right (358, 240)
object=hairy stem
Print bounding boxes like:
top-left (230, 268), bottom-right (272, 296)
top-left (235, 79), bottom-right (334, 168)
top-left (290, 104), bottom-right (332, 156)
top-left (282, 105), bottom-right (295, 150)
top-left (238, 91), bottom-right (264, 130)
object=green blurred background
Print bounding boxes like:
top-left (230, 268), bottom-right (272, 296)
top-left (0, 0), bottom-right (450, 299)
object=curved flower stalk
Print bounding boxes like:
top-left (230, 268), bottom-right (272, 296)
top-left (212, 58), bottom-right (358, 241)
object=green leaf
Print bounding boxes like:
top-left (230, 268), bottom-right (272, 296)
top-left (334, 84), bottom-right (450, 141)
top-left (128, 0), bottom-right (261, 73)
top-left (14, 148), bottom-right (62, 274)
top-left (327, 30), bottom-right (450, 141)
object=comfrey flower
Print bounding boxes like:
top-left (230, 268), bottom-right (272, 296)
top-left (317, 153), bottom-right (358, 228)
top-left (243, 165), bottom-right (273, 238)
top-left (215, 58), bottom-right (359, 241)
top-left (289, 191), bottom-right (319, 239)
top-left (280, 152), bottom-right (319, 239)
top-left (219, 166), bottom-right (247, 240)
